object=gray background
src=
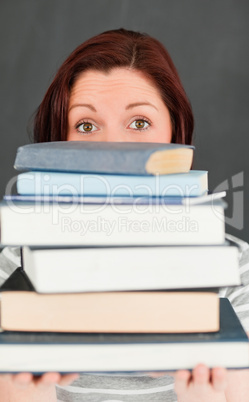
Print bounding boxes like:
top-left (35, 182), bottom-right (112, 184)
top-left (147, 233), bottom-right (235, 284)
top-left (0, 0), bottom-right (248, 240)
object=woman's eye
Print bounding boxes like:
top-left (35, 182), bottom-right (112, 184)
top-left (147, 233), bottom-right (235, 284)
top-left (129, 119), bottom-right (150, 130)
top-left (76, 122), bottom-right (98, 133)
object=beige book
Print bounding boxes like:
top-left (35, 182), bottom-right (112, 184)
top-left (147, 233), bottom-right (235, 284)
top-left (0, 291), bottom-right (219, 333)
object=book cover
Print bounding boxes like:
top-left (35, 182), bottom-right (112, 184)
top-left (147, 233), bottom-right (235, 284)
top-left (14, 141), bottom-right (194, 175)
top-left (0, 299), bottom-right (247, 373)
top-left (16, 170), bottom-right (208, 197)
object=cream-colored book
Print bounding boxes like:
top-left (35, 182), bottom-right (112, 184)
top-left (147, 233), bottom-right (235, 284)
top-left (0, 289), bottom-right (219, 333)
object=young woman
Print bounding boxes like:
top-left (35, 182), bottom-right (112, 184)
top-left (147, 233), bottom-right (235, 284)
top-left (1, 28), bottom-right (249, 402)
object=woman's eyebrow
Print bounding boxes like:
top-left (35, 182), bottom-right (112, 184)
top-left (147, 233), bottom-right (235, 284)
top-left (125, 102), bottom-right (158, 111)
top-left (69, 103), bottom-right (97, 112)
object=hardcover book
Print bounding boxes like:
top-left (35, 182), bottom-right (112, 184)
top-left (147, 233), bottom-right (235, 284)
top-left (0, 199), bottom-right (226, 246)
top-left (0, 299), bottom-right (247, 373)
top-left (20, 244), bottom-right (240, 293)
top-left (0, 268), bottom-right (219, 333)
top-left (16, 170), bottom-right (208, 197)
top-left (14, 141), bottom-right (194, 175)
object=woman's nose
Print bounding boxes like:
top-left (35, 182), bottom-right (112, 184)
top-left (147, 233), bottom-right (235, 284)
top-left (101, 129), bottom-right (125, 142)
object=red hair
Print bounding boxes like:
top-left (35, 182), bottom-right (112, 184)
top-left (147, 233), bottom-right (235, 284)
top-left (33, 28), bottom-right (194, 144)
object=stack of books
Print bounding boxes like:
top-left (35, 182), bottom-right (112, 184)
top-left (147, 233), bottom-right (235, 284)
top-left (0, 141), bottom-right (248, 373)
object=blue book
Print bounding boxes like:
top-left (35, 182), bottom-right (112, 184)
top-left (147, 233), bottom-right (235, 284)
top-left (16, 170), bottom-right (208, 197)
top-left (0, 298), bottom-right (247, 373)
top-left (14, 141), bottom-right (194, 175)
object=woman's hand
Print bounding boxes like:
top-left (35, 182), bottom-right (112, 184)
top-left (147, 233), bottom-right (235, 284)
top-left (0, 372), bottom-right (79, 402)
top-left (174, 364), bottom-right (227, 402)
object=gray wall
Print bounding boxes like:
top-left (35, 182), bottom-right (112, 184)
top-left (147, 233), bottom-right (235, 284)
top-left (1, 0), bottom-right (249, 240)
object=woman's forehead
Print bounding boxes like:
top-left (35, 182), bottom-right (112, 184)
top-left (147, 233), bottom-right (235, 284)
top-left (69, 67), bottom-right (163, 105)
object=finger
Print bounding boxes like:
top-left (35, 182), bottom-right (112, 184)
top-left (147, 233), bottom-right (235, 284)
top-left (174, 370), bottom-right (191, 395)
top-left (35, 372), bottom-right (61, 386)
top-left (192, 364), bottom-right (210, 393)
top-left (211, 367), bottom-right (227, 392)
top-left (58, 373), bottom-right (79, 386)
top-left (12, 372), bottom-right (33, 388)
top-left (0, 374), bottom-right (14, 382)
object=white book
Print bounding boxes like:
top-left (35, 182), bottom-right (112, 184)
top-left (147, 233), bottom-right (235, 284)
top-left (0, 200), bottom-right (225, 246)
top-left (22, 244), bottom-right (240, 293)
